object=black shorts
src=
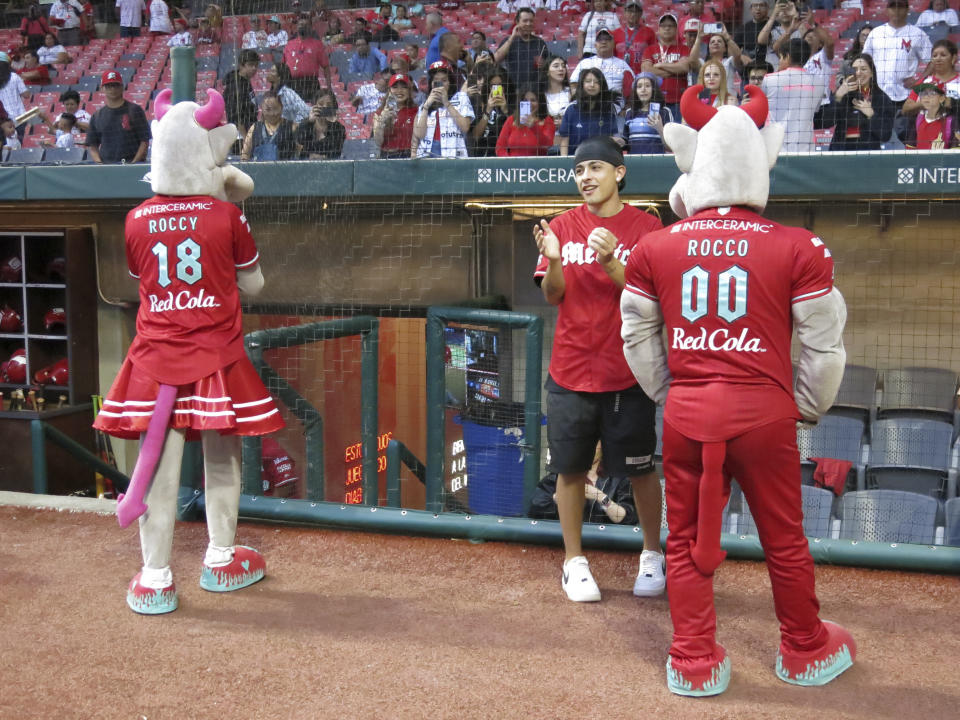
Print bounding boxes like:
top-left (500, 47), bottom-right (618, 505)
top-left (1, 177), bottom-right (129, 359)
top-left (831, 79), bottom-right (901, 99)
top-left (545, 375), bottom-right (657, 477)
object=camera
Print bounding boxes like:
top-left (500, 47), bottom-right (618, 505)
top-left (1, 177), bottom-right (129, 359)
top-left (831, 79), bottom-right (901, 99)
top-left (703, 22), bottom-right (724, 34)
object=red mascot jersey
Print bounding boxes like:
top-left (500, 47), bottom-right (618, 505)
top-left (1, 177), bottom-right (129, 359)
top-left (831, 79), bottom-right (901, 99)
top-left (124, 195), bottom-right (260, 385)
top-left (624, 206), bottom-right (835, 441)
top-left (535, 203), bottom-right (662, 393)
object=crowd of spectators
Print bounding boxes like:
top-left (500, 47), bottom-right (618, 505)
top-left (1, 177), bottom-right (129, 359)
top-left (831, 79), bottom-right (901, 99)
top-left (3, 0), bottom-right (960, 161)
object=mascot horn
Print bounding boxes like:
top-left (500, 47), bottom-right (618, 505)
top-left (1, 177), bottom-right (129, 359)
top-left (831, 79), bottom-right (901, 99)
top-left (620, 84), bottom-right (855, 697)
top-left (95, 88), bottom-right (284, 615)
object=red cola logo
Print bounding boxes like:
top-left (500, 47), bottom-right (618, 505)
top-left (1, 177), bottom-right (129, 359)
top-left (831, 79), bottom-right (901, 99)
top-left (671, 326), bottom-right (766, 353)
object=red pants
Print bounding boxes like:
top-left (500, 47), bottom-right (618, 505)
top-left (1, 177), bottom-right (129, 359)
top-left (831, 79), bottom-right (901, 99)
top-left (662, 417), bottom-right (828, 660)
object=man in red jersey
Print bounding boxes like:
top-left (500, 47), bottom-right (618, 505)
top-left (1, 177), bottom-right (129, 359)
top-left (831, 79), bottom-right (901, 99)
top-left (95, 89), bottom-right (284, 615)
top-left (621, 86), bottom-right (855, 696)
top-left (642, 14), bottom-right (693, 121)
top-left (533, 135), bottom-right (665, 603)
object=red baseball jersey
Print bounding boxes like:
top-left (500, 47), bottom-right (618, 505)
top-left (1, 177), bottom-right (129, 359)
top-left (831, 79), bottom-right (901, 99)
top-left (624, 206), bottom-right (835, 441)
top-left (125, 195), bottom-right (260, 385)
top-left (536, 203), bottom-right (663, 392)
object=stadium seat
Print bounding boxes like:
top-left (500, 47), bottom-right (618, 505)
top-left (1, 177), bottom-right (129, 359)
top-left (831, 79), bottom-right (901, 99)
top-left (867, 417), bottom-right (953, 499)
top-left (839, 489), bottom-right (938, 544)
top-left (831, 364), bottom-right (878, 423)
top-left (797, 414), bottom-right (866, 490)
top-left (2, 147), bottom-right (44, 164)
top-left (41, 147), bottom-right (86, 164)
top-left (75, 76), bottom-right (100, 92)
top-left (341, 139), bottom-right (379, 160)
top-left (945, 497), bottom-right (960, 546)
top-left (878, 366), bottom-right (959, 422)
top-left (740, 484), bottom-right (837, 539)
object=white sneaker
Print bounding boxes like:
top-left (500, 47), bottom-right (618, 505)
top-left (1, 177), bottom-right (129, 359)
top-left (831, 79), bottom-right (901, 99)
top-left (633, 550), bottom-right (666, 597)
top-left (562, 555), bottom-right (601, 602)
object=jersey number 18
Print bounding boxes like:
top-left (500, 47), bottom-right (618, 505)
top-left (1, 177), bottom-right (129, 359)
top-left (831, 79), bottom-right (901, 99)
top-left (151, 238), bottom-right (203, 287)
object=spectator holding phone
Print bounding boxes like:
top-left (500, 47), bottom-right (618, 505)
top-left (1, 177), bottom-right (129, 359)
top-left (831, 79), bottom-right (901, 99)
top-left (412, 60), bottom-right (474, 157)
top-left (697, 58), bottom-right (737, 107)
top-left (622, 71), bottom-right (672, 153)
top-left (734, 0), bottom-right (771, 65)
top-left (496, 84), bottom-right (555, 156)
top-left (558, 67), bottom-right (619, 155)
top-left (802, 21), bottom-right (835, 109)
top-left (827, 53), bottom-right (897, 151)
top-left (296, 88), bottom-right (346, 159)
top-left (373, 74), bottom-right (418, 158)
top-left (494, 8), bottom-right (548, 91)
top-left (471, 69), bottom-right (511, 156)
top-left (689, 23), bottom-right (744, 98)
top-left (758, 0), bottom-right (805, 69)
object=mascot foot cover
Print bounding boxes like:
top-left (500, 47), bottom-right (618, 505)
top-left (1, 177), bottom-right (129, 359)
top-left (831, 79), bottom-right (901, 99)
top-left (200, 546), bottom-right (266, 592)
top-left (666, 646), bottom-right (731, 697)
top-left (776, 621), bottom-right (856, 686)
top-left (127, 573), bottom-right (178, 615)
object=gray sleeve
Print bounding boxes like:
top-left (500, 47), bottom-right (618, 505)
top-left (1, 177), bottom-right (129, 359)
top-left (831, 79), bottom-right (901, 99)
top-left (621, 290), bottom-right (672, 405)
top-left (793, 287), bottom-right (847, 423)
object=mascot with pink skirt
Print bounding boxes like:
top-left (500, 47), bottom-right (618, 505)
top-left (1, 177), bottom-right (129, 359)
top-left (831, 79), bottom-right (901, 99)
top-left (94, 88), bottom-right (284, 615)
top-left (620, 85), bottom-right (856, 696)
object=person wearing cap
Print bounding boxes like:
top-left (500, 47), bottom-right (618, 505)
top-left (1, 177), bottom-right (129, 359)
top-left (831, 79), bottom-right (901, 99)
top-left (826, 52), bottom-right (896, 151)
top-left (533, 134), bottom-right (664, 604)
top-left (908, 77), bottom-right (955, 148)
top-left (614, 2), bottom-right (657, 74)
top-left (167, 17), bottom-right (193, 47)
top-left (0, 52), bottom-right (31, 141)
top-left (373, 73), bottom-right (419, 158)
top-left (116, 0), bottom-right (147, 38)
top-left (48, 0), bottom-right (85, 47)
top-left (577, 0), bottom-right (621, 59)
top-left (266, 16), bottom-right (289, 48)
top-left (284, 16), bottom-right (332, 101)
top-left (734, 0), bottom-right (771, 64)
top-left (222, 49), bottom-right (260, 142)
top-left (641, 14), bottom-right (692, 119)
top-left (494, 7), bottom-right (549, 90)
top-left (570, 28), bottom-right (634, 100)
top-left (902, 38), bottom-right (960, 119)
top-left (242, 16), bottom-right (268, 49)
top-left (411, 60), bottom-right (474, 157)
top-left (862, 0), bottom-right (932, 105)
top-left (86, 70), bottom-right (150, 164)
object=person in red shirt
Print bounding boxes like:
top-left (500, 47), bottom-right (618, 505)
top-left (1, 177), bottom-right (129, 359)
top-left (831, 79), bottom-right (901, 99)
top-left (621, 86), bottom-right (854, 696)
top-left (614, 1), bottom-right (656, 74)
top-left (19, 49), bottom-right (50, 86)
top-left (533, 135), bottom-right (665, 604)
top-left (283, 17), bottom-right (333, 102)
top-left (496, 84), bottom-right (555, 156)
top-left (373, 73), bottom-right (418, 158)
top-left (642, 14), bottom-right (693, 117)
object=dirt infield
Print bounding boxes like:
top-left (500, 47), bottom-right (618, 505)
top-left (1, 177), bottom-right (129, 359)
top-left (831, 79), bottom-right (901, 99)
top-left (1, 504), bottom-right (958, 720)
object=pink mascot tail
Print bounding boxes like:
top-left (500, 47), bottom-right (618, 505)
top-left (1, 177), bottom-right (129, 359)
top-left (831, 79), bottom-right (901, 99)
top-left (689, 441), bottom-right (728, 575)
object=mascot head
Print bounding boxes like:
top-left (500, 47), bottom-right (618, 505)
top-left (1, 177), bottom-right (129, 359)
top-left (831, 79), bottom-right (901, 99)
top-left (663, 85), bottom-right (784, 219)
top-left (150, 88), bottom-right (253, 203)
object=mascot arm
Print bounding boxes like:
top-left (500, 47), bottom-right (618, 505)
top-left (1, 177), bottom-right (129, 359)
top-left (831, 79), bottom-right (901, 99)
top-left (237, 264), bottom-right (264, 296)
top-left (621, 291), bottom-right (672, 405)
top-left (792, 287), bottom-right (847, 423)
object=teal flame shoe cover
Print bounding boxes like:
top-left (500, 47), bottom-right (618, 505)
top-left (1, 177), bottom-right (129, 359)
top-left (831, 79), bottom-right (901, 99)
top-left (666, 647), bottom-right (731, 697)
top-left (776, 621), bottom-right (856, 686)
top-left (127, 573), bottom-right (178, 615)
top-left (200, 546), bottom-right (266, 592)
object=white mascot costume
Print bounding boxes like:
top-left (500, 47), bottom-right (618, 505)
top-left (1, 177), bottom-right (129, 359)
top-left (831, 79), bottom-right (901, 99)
top-left (620, 85), bottom-right (856, 696)
top-left (95, 88), bottom-right (284, 614)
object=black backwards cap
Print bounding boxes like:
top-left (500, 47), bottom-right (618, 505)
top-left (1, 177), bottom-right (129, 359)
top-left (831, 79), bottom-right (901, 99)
top-left (573, 136), bottom-right (626, 168)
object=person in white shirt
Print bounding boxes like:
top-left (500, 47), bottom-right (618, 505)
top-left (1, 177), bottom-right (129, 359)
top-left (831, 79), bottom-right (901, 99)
top-left (116, 0), bottom-right (147, 37)
top-left (570, 29), bottom-right (633, 98)
top-left (802, 23), bottom-right (835, 106)
top-left (762, 37), bottom-right (825, 152)
top-left (242, 16), bottom-right (268, 49)
top-left (149, 0), bottom-right (173, 35)
top-left (916, 0), bottom-right (959, 27)
top-left (862, 0), bottom-right (932, 103)
top-left (48, 0), bottom-right (85, 46)
top-left (43, 112), bottom-right (77, 149)
top-left (1, 118), bottom-right (21, 150)
top-left (167, 19), bottom-right (193, 47)
top-left (351, 75), bottom-right (388, 118)
top-left (577, 0), bottom-right (621, 58)
top-left (497, 0), bottom-right (544, 12)
top-left (266, 16), bottom-right (289, 48)
top-left (37, 33), bottom-right (70, 65)
top-left (412, 61), bottom-right (475, 157)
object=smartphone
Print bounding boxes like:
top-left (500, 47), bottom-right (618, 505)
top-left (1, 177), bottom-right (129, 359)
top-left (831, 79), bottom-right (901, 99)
top-left (519, 100), bottom-right (532, 122)
top-left (649, 101), bottom-right (661, 118)
top-left (387, 95), bottom-right (398, 111)
top-left (432, 80), bottom-right (444, 89)
top-left (704, 22), bottom-right (723, 34)
top-left (491, 84), bottom-right (504, 100)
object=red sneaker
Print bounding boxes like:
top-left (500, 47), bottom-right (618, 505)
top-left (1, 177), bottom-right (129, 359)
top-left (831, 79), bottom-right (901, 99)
top-left (126, 572), bottom-right (178, 615)
top-left (666, 646), bottom-right (731, 697)
top-left (199, 546), bottom-right (266, 592)
top-left (776, 621), bottom-right (856, 686)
